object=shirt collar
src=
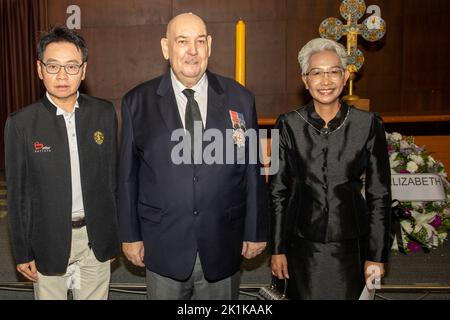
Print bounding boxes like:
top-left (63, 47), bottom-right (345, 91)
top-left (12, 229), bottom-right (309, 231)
top-left (46, 92), bottom-right (80, 116)
top-left (170, 69), bottom-right (208, 97)
top-left (306, 100), bottom-right (349, 132)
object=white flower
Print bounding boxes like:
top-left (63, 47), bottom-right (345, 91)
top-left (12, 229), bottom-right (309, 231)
top-left (389, 152), bottom-right (400, 168)
top-left (391, 237), bottom-right (399, 251)
top-left (427, 156), bottom-right (436, 168)
top-left (391, 132), bottom-right (402, 142)
top-left (411, 202), bottom-right (423, 210)
top-left (411, 211), bottom-right (438, 240)
top-left (408, 154), bottom-right (424, 166)
top-left (400, 140), bottom-right (410, 150)
top-left (406, 161), bottom-right (419, 173)
top-left (431, 233), bottom-right (439, 248)
top-left (401, 220), bottom-right (414, 234)
top-left (387, 130), bottom-right (450, 252)
top-left (438, 232), bottom-right (448, 241)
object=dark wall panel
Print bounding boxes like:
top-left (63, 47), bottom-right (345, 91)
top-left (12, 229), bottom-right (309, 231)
top-left (45, 0), bottom-right (450, 118)
top-left (48, 0), bottom-right (172, 26)
top-left (286, 0), bottom-right (406, 113)
top-left (172, 0), bottom-right (286, 22)
top-left (81, 25), bottom-right (168, 100)
top-left (401, 0), bottom-right (450, 113)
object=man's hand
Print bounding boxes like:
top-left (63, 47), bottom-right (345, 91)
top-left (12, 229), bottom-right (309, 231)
top-left (17, 261), bottom-right (38, 282)
top-left (242, 241), bottom-right (266, 259)
top-left (364, 261), bottom-right (385, 289)
top-left (122, 241), bottom-right (145, 267)
top-left (271, 254), bottom-right (289, 279)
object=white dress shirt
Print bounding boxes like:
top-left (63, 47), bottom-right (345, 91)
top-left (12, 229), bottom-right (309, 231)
top-left (170, 69), bottom-right (208, 129)
top-left (46, 92), bottom-right (85, 220)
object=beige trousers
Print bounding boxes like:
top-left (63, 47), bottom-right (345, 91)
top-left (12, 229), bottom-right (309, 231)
top-left (33, 226), bottom-right (111, 300)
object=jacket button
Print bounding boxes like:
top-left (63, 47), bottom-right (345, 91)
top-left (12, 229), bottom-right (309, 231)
top-left (193, 176), bottom-right (198, 183)
top-left (193, 211), bottom-right (199, 216)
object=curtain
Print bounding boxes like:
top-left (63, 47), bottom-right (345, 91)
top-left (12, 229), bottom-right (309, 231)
top-left (0, 0), bottom-right (48, 169)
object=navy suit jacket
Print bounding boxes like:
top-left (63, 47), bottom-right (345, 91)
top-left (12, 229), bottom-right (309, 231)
top-left (118, 71), bottom-right (268, 281)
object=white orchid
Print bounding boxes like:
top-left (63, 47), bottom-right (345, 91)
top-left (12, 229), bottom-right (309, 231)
top-left (408, 154), bottom-right (424, 166)
top-left (388, 131), bottom-right (450, 253)
top-left (411, 211), bottom-right (440, 247)
top-left (400, 140), bottom-right (411, 150)
top-left (411, 202), bottom-right (424, 210)
top-left (400, 220), bottom-right (414, 234)
top-left (427, 156), bottom-right (436, 168)
top-left (390, 132), bottom-right (402, 142)
top-left (406, 161), bottom-right (419, 173)
top-left (389, 152), bottom-right (400, 168)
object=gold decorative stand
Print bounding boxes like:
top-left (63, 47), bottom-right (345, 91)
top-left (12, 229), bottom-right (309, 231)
top-left (319, 0), bottom-right (386, 103)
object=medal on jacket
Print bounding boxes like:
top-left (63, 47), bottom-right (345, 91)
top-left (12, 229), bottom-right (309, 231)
top-left (229, 110), bottom-right (246, 148)
top-left (94, 131), bottom-right (104, 145)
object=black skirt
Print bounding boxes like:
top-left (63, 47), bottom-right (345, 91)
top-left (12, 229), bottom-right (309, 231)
top-left (286, 236), bottom-right (366, 300)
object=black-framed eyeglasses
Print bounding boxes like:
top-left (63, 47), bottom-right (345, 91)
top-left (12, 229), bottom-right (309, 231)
top-left (304, 67), bottom-right (344, 80)
top-left (39, 61), bottom-right (85, 75)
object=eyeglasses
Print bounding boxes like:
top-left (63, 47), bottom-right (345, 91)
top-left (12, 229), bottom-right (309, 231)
top-left (40, 61), bottom-right (85, 75)
top-left (305, 68), bottom-right (344, 81)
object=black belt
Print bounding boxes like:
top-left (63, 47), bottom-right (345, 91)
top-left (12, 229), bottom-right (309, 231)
top-left (72, 217), bottom-right (86, 229)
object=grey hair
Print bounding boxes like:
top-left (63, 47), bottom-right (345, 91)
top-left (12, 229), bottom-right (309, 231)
top-left (298, 38), bottom-right (348, 74)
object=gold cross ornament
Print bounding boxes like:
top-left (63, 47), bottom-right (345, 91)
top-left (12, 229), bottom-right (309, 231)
top-left (319, 0), bottom-right (386, 103)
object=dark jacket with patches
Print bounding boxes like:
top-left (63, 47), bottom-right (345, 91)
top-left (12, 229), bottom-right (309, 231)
top-left (5, 94), bottom-right (120, 274)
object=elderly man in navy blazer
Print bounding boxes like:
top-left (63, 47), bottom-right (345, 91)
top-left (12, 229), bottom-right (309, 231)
top-left (118, 13), bottom-right (268, 300)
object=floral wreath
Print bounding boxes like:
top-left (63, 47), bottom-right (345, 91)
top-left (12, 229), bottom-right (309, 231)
top-left (387, 132), bottom-right (450, 253)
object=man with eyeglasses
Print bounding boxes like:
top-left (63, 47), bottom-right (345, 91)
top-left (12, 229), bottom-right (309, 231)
top-left (4, 26), bottom-right (119, 300)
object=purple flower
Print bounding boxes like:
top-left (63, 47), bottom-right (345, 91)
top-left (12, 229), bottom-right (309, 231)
top-left (430, 216), bottom-right (442, 229)
top-left (402, 209), bottom-right (412, 219)
top-left (387, 144), bottom-right (395, 155)
top-left (399, 170), bottom-right (410, 174)
top-left (407, 241), bottom-right (421, 253)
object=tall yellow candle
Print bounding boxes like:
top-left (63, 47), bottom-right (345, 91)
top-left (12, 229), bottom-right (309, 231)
top-left (235, 19), bottom-right (246, 86)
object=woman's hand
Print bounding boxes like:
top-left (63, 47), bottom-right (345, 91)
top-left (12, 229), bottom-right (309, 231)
top-left (364, 261), bottom-right (385, 289)
top-left (271, 254), bottom-right (289, 279)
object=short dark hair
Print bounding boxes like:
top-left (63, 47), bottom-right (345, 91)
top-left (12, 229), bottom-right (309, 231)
top-left (37, 26), bottom-right (88, 62)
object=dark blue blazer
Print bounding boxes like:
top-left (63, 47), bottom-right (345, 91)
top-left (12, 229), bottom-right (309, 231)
top-left (118, 71), bottom-right (268, 281)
